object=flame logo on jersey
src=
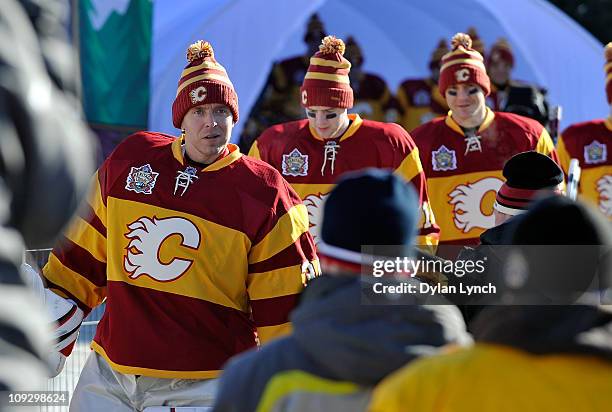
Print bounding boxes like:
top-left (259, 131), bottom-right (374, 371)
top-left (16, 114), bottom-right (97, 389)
top-left (303, 192), bottom-right (329, 243)
top-left (596, 175), bottom-right (612, 217)
top-left (124, 216), bottom-right (201, 282)
top-left (448, 177), bottom-right (503, 232)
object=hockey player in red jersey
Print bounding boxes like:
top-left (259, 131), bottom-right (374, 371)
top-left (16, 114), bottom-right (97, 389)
top-left (412, 33), bottom-right (558, 246)
top-left (37, 40), bottom-right (319, 411)
top-left (250, 35), bottom-right (440, 251)
top-left (396, 39), bottom-right (450, 131)
top-left (557, 42), bottom-right (612, 219)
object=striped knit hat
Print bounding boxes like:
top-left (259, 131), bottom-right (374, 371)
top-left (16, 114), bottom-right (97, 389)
top-left (494, 151), bottom-right (563, 216)
top-left (439, 33), bottom-right (491, 96)
top-left (487, 38), bottom-right (514, 68)
top-left (172, 40), bottom-right (238, 128)
top-left (605, 42), bottom-right (612, 104)
top-left (300, 35), bottom-right (353, 108)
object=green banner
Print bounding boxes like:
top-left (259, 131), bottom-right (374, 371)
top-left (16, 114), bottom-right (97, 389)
top-left (79, 0), bottom-right (152, 127)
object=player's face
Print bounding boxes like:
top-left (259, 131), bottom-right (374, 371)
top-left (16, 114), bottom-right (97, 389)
top-left (445, 83), bottom-right (486, 127)
top-left (488, 60), bottom-right (512, 85)
top-left (305, 106), bottom-right (349, 139)
top-left (181, 103), bottom-right (233, 164)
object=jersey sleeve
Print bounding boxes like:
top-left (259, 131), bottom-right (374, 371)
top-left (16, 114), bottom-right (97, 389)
top-left (393, 129), bottom-right (440, 253)
top-left (535, 127), bottom-right (560, 164)
top-left (556, 134), bottom-right (572, 174)
top-left (248, 140), bottom-right (262, 160)
top-left (42, 161), bottom-right (109, 317)
top-left (246, 176), bottom-right (320, 344)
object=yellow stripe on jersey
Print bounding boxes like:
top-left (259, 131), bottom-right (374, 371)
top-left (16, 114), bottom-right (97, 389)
top-left (445, 108), bottom-right (495, 136)
top-left (64, 216), bottom-right (107, 264)
top-left (427, 170), bottom-right (505, 242)
top-left (106, 197), bottom-right (252, 311)
top-left (290, 183), bottom-right (335, 200)
top-left (91, 342), bottom-right (221, 379)
top-left (535, 128), bottom-right (555, 155)
top-left (256, 323), bottom-right (293, 346)
top-left (556, 135), bottom-right (571, 174)
top-left (249, 204), bottom-right (309, 264)
top-left (89, 172), bottom-right (107, 227)
top-left (605, 117), bottom-right (612, 132)
top-left (394, 147), bottom-right (423, 182)
top-left (248, 140), bottom-right (262, 159)
top-left (43, 253), bottom-right (106, 309)
top-left (257, 370), bottom-right (361, 412)
top-left (247, 264), bottom-right (306, 300)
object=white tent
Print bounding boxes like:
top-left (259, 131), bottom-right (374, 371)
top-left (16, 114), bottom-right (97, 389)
top-left (150, 0), bottom-right (608, 141)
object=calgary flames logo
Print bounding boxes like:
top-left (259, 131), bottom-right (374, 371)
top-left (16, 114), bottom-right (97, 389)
top-left (597, 175), bottom-right (612, 217)
top-left (303, 192), bottom-right (329, 243)
top-left (124, 216), bottom-right (201, 282)
top-left (448, 177), bottom-right (503, 232)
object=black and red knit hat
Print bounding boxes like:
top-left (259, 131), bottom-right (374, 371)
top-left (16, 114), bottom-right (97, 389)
top-left (487, 37), bottom-right (514, 68)
top-left (494, 151), bottom-right (563, 216)
top-left (605, 42), bottom-right (612, 104)
top-left (300, 35), bottom-right (353, 109)
top-left (439, 33), bottom-right (491, 97)
top-left (172, 40), bottom-right (239, 128)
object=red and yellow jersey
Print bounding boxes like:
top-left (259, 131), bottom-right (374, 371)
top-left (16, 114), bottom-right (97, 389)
top-left (396, 78), bottom-right (448, 132)
top-left (351, 72), bottom-right (393, 122)
top-left (557, 118), bottom-right (612, 219)
top-left (413, 109), bottom-right (558, 245)
top-left (249, 114), bottom-right (440, 250)
top-left (42, 132), bottom-right (318, 379)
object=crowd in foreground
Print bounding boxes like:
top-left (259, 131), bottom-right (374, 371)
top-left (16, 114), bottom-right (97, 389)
top-left (1, 1), bottom-right (611, 410)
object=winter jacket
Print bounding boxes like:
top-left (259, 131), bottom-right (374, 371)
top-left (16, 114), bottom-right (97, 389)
top-left (369, 305), bottom-right (612, 412)
top-left (213, 275), bottom-right (471, 412)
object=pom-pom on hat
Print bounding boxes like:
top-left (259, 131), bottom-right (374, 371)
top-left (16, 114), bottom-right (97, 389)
top-left (300, 35), bottom-right (354, 109)
top-left (172, 40), bottom-right (239, 128)
top-left (438, 33), bottom-right (490, 97)
top-left (487, 37), bottom-right (514, 68)
top-left (317, 169), bottom-right (418, 270)
top-left (493, 151), bottom-right (564, 216)
top-left (467, 27), bottom-right (486, 56)
top-left (605, 42), bottom-right (612, 104)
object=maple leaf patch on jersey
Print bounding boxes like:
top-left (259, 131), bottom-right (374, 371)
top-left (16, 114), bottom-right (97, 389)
top-left (432, 145), bottom-right (457, 171)
top-left (125, 164), bottom-right (159, 195)
top-left (584, 140), bottom-right (607, 164)
top-left (282, 148), bottom-right (309, 177)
